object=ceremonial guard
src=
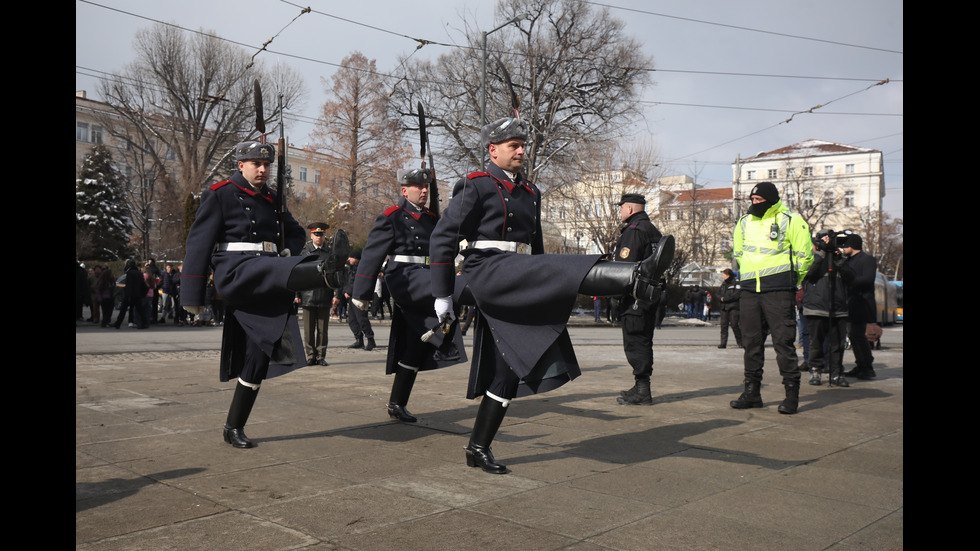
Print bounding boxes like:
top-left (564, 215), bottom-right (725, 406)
top-left (429, 117), bottom-right (674, 474)
top-left (612, 193), bottom-right (665, 406)
top-left (351, 168), bottom-right (466, 423)
top-left (181, 141), bottom-right (348, 449)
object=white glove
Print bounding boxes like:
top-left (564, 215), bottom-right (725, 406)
top-left (434, 296), bottom-right (455, 323)
top-left (351, 298), bottom-right (370, 311)
top-left (184, 305), bottom-right (204, 316)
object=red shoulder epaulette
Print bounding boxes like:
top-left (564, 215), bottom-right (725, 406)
top-left (383, 205), bottom-right (401, 216)
top-left (209, 179), bottom-right (233, 191)
top-left (467, 171), bottom-right (490, 179)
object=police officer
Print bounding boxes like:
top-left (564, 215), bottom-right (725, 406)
top-left (729, 182), bottom-right (813, 414)
top-left (429, 117), bottom-right (674, 474)
top-left (350, 168), bottom-right (466, 423)
top-left (612, 193), bottom-right (665, 406)
top-left (181, 141), bottom-right (349, 449)
top-left (296, 222), bottom-right (337, 366)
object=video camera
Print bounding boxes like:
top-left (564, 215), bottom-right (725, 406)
top-left (812, 229), bottom-right (852, 252)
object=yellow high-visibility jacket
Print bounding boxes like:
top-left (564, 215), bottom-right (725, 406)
top-left (733, 200), bottom-right (813, 293)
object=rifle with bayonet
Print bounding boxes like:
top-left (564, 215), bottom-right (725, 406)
top-left (417, 102), bottom-right (439, 217)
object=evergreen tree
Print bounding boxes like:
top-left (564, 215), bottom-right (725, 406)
top-left (76, 145), bottom-right (132, 260)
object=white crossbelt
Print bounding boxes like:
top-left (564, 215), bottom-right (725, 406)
top-left (217, 241), bottom-right (278, 253)
top-left (469, 240), bottom-right (532, 254)
top-left (392, 255), bottom-right (429, 265)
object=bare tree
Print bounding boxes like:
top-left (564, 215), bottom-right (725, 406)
top-left (95, 22), bottom-right (306, 257)
top-left (389, 0), bottom-right (652, 184)
top-left (310, 53), bottom-right (411, 210)
top-left (548, 140), bottom-right (664, 254)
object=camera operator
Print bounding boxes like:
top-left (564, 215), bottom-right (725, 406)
top-left (839, 234), bottom-right (877, 379)
top-left (801, 230), bottom-right (850, 387)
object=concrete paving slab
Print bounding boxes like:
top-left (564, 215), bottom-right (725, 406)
top-left (76, 320), bottom-right (903, 550)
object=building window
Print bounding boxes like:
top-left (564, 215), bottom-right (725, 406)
top-left (845, 164), bottom-right (855, 174)
top-left (824, 165), bottom-right (834, 175)
top-left (76, 122), bottom-right (89, 142)
top-left (803, 167), bottom-right (813, 176)
top-left (767, 169), bottom-right (777, 179)
top-left (314, 170), bottom-right (321, 184)
top-left (786, 168), bottom-right (796, 178)
top-left (822, 190), bottom-right (834, 208)
top-left (802, 190), bottom-right (814, 209)
top-left (299, 167), bottom-right (308, 182)
top-left (784, 192), bottom-right (796, 209)
top-left (91, 125), bottom-right (103, 144)
top-left (844, 190), bottom-right (855, 207)
top-left (746, 170), bottom-right (755, 180)
top-left (165, 147), bottom-right (176, 161)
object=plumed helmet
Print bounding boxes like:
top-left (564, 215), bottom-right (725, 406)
top-left (235, 141), bottom-right (276, 163)
top-left (481, 117), bottom-right (528, 149)
top-left (397, 168), bottom-right (433, 186)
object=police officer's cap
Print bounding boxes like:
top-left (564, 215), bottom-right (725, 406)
top-left (307, 222), bottom-right (330, 234)
top-left (235, 141), bottom-right (276, 163)
top-left (617, 193), bottom-right (646, 206)
top-left (397, 168), bottom-right (433, 186)
top-left (481, 117), bottom-right (528, 149)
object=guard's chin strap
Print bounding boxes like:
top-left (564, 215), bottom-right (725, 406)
top-left (485, 391), bottom-right (510, 408)
top-left (397, 362), bottom-right (420, 372)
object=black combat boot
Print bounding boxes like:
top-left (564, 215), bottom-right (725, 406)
top-left (387, 365), bottom-right (419, 422)
top-left (730, 380), bottom-right (763, 409)
top-left (364, 337), bottom-right (376, 351)
top-left (777, 381), bottom-right (800, 414)
top-left (223, 381), bottom-right (260, 448)
top-left (348, 337), bottom-right (364, 349)
top-left (464, 396), bottom-right (509, 474)
top-left (617, 378), bottom-right (652, 405)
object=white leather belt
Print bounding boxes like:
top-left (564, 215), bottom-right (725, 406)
top-left (470, 240), bottom-right (532, 254)
top-left (217, 241), bottom-right (278, 253)
top-left (392, 255), bottom-right (429, 265)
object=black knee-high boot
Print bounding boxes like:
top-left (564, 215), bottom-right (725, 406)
top-left (224, 382), bottom-right (260, 448)
top-left (387, 365), bottom-right (419, 422)
top-left (465, 395), bottom-right (509, 474)
top-left (579, 235), bottom-right (675, 302)
top-left (286, 230), bottom-right (350, 291)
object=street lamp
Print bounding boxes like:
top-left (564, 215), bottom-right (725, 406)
top-left (481, 14), bottom-right (529, 128)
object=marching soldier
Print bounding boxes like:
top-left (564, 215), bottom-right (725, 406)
top-left (181, 141), bottom-right (349, 449)
top-left (428, 117), bottom-right (674, 474)
top-left (351, 168), bottom-right (466, 423)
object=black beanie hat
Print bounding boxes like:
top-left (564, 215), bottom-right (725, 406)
top-left (749, 181), bottom-right (779, 203)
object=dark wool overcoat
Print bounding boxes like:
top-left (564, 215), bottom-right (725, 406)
top-left (181, 170), bottom-right (312, 381)
top-left (354, 196), bottom-right (466, 373)
top-left (429, 162), bottom-right (600, 399)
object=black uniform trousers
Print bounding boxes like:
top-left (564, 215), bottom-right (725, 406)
top-left (719, 308), bottom-right (742, 347)
top-left (621, 304), bottom-right (656, 380)
top-left (348, 306), bottom-right (374, 340)
top-left (739, 290), bottom-right (801, 385)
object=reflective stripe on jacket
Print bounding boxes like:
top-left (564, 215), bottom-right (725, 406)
top-left (732, 200), bottom-right (813, 293)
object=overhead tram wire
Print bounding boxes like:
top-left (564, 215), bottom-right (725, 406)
top-left (582, 0), bottom-right (903, 55)
top-left (666, 79), bottom-right (897, 163)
